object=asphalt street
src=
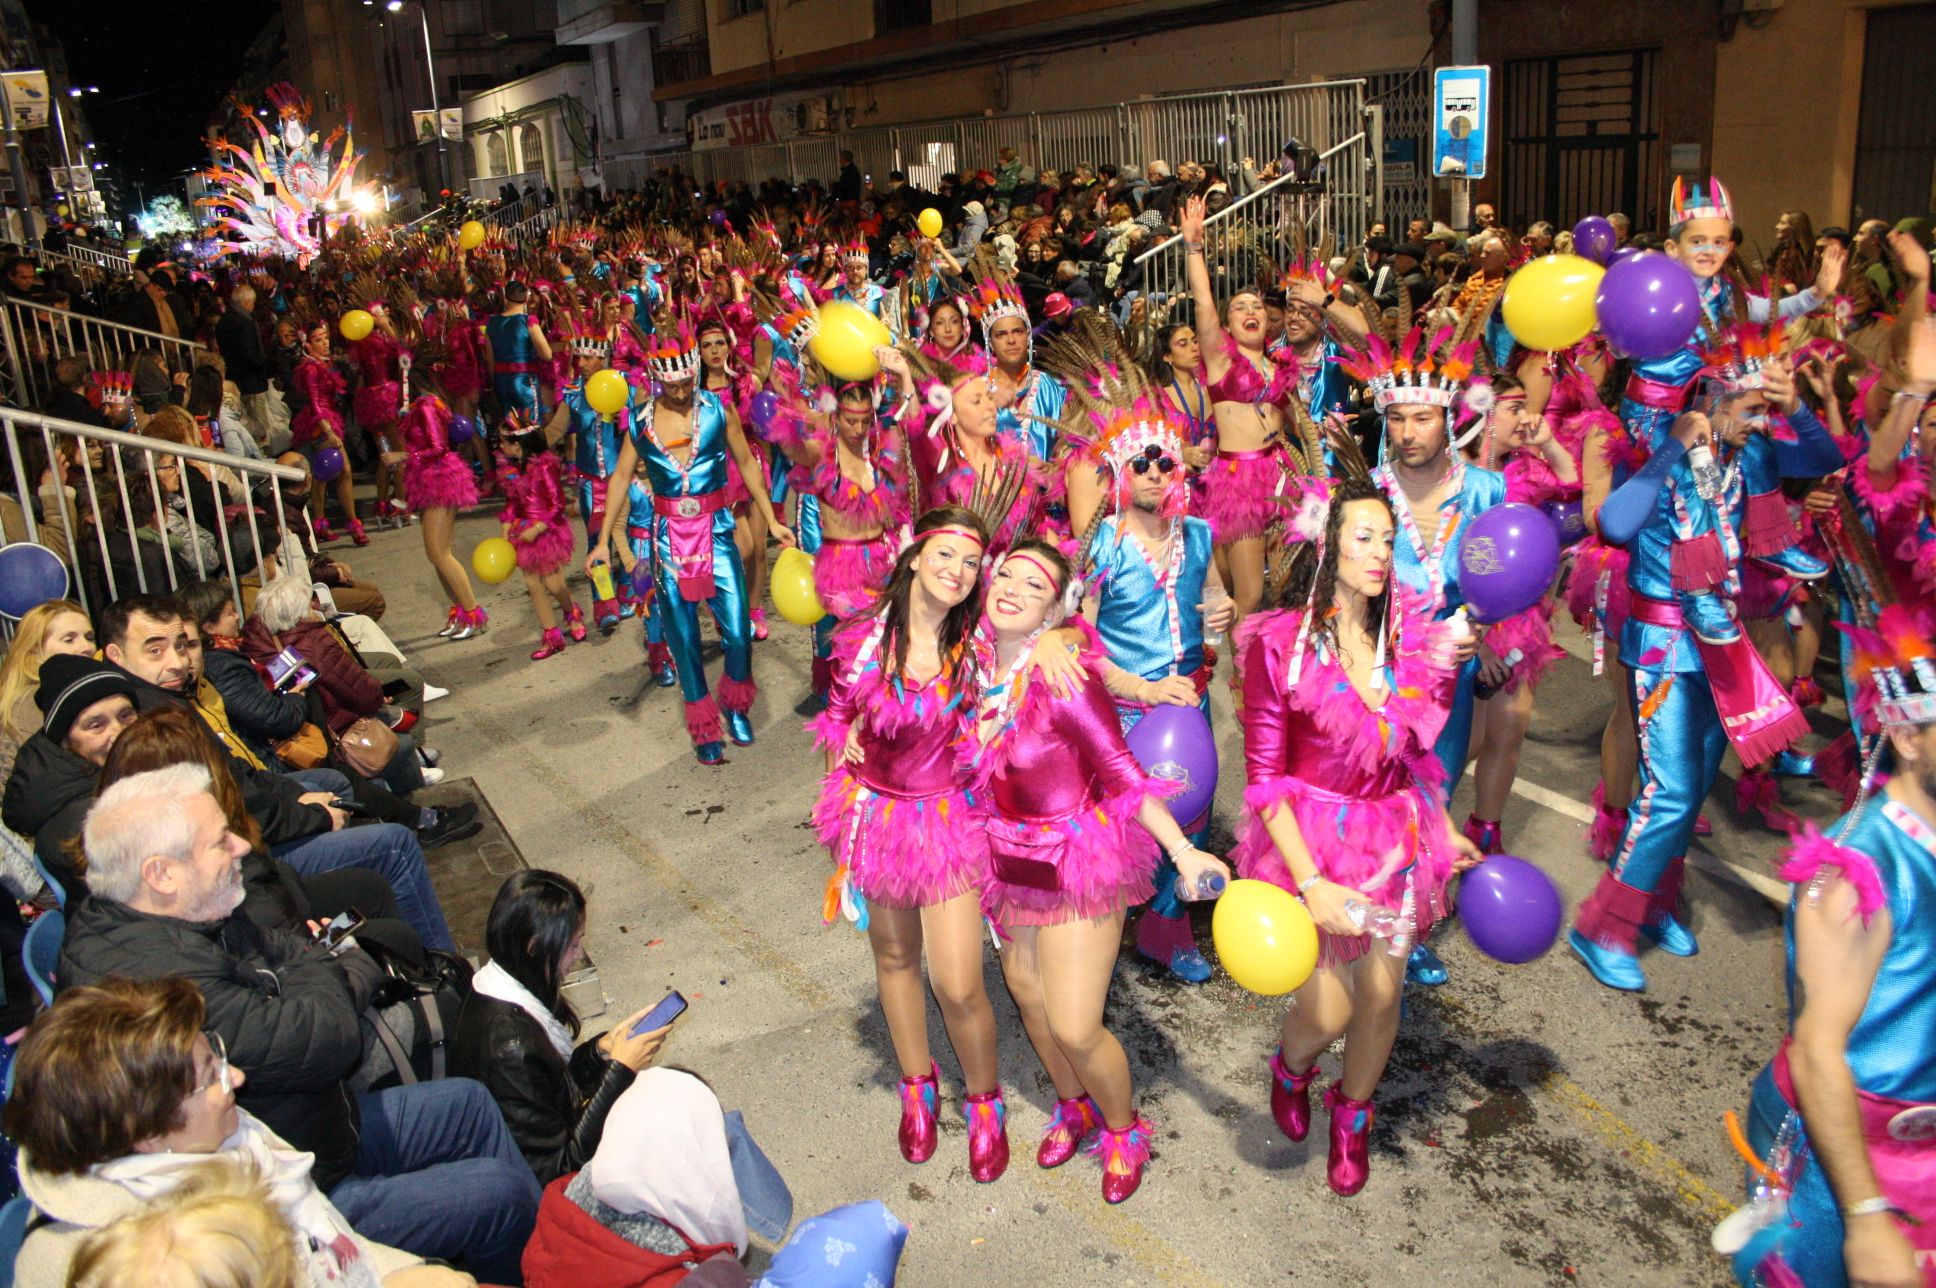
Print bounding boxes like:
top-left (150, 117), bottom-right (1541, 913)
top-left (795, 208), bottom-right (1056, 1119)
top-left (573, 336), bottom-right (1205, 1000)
top-left (344, 511), bottom-right (1839, 1288)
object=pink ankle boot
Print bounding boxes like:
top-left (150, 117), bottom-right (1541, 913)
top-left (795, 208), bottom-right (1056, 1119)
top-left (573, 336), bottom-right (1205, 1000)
top-left (1088, 1115), bottom-right (1154, 1204)
top-left (1588, 780), bottom-right (1626, 863)
top-left (1037, 1095), bottom-right (1098, 1169)
top-left (565, 603), bottom-right (587, 643)
top-left (897, 1064), bottom-right (938, 1164)
top-left (530, 627), bottom-right (567, 660)
top-left (1323, 1087), bottom-right (1374, 1196)
top-left (1462, 814), bottom-right (1503, 855)
top-left (1269, 1049), bottom-right (1320, 1142)
top-left (964, 1088), bottom-right (1009, 1183)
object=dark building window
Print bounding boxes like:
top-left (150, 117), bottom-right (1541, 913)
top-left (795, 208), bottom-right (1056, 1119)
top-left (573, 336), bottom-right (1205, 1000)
top-left (876, 0), bottom-right (930, 34)
top-left (724, 0), bottom-right (762, 18)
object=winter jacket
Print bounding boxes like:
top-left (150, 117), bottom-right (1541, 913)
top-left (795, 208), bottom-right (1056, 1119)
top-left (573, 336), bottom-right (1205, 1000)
top-left (200, 642), bottom-right (307, 764)
top-left (215, 305), bottom-right (273, 394)
top-left (58, 897), bottom-right (385, 1191)
top-left (1, 731), bottom-right (98, 895)
top-left (449, 993), bottom-right (637, 1186)
top-left (523, 1173), bottom-right (738, 1288)
top-left (241, 615), bottom-right (382, 734)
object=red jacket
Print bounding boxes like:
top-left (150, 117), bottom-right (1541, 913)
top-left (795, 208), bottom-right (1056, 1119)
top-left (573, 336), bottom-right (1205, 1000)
top-left (240, 615), bottom-right (383, 734)
top-left (522, 1174), bottom-right (736, 1288)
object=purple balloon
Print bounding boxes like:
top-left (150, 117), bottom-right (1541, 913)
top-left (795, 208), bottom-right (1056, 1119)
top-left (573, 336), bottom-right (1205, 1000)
top-left (1459, 502), bottom-right (1561, 624)
top-left (1461, 855), bottom-right (1564, 963)
top-left (1595, 251), bottom-right (1701, 360)
top-left (1572, 216), bottom-right (1616, 265)
top-left (1542, 497), bottom-right (1587, 549)
top-left (0, 541), bottom-right (70, 619)
top-left (750, 391), bottom-right (780, 431)
top-left (1124, 703), bottom-right (1217, 825)
top-left (312, 446), bottom-right (346, 482)
top-left (709, 209), bottom-right (728, 229)
top-left (447, 413), bottom-right (476, 445)
top-left (1606, 246), bottom-right (1644, 270)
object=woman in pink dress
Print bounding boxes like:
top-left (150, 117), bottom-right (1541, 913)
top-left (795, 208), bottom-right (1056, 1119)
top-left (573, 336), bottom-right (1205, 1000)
top-left (1232, 475), bottom-right (1480, 1197)
top-left (287, 319), bottom-right (361, 544)
top-left (972, 537), bottom-right (1228, 1205)
top-left (399, 387), bottom-right (484, 639)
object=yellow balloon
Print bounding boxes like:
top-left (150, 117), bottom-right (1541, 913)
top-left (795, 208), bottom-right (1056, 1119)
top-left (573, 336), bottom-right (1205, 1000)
top-left (770, 547), bottom-right (826, 626)
top-left (916, 207), bottom-right (942, 239)
top-left (584, 368), bottom-right (630, 417)
top-left (471, 536), bottom-right (517, 584)
top-left (809, 300), bottom-right (891, 381)
top-left (338, 309), bottom-right (375, 342)
top-left (458, 220), bottom-right (486, 251)
top-left (1500, 253), bottom-right (1605, 352)
top-left (1210, 878), bottom-right (1319, 996)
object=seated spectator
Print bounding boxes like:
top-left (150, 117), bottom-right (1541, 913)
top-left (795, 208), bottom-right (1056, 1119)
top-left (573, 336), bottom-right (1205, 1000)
top-left (176, 578), bottom-right (310, 767)
top-left (6, 976), bottom-right (474, 1287)
top-left (43, 354), bottom-right (112, 428)
top-left (2, 653), bottom-right (139, 894)
top-left (0, 598), bottom-right (95, 799)
top-left (57, 767), bottom-right (539, 1279)
top-left (98, 594), bottom-right (460, 950)
top-left (186, 363), bottom-right (267, 461)
top-left (63, 1155), bottom-right (312, 1288)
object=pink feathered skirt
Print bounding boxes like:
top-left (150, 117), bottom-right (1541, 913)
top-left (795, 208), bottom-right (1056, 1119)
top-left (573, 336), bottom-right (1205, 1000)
top-left (354, 382), bottom-right (403, 430)
top-left (815, 535), bottom-right (896, 619)
top-left (514, 522), bottom-right (575, 575)
top-left (1564, 537), bottom-right (1631, 642)
top-left (1233, 776), bottom-right (1454, 969)
top-left (1198, 447), bottom-right (1287, 545)
top-left (980, 791), bottom-right (1161, 928)
top-left (812, 770), bottom-right (988, 910)
top-left (403, 449), bottom-right (480, 513)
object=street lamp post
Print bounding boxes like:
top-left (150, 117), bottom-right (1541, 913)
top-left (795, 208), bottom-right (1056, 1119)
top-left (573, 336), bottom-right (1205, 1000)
top-left (387, 0), bottom-right (450, 199)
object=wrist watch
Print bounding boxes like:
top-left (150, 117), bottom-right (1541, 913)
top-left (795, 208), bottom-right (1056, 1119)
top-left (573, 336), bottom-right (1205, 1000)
top-left (1296, 873), bottom-right (1322, 895)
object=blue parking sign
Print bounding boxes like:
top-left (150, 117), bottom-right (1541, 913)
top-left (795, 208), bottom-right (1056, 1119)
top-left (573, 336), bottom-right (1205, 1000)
top-left (1432, 66), bottom-right (1490, 181)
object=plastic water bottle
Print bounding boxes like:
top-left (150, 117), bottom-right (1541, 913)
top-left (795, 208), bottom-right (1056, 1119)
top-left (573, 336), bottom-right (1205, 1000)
top-left (1174, 870), bottom-right (1226, 902)
top-left (589, 559), bottom-right (617, 602)
top-left (1344, 899), bottom-right (1401, 938)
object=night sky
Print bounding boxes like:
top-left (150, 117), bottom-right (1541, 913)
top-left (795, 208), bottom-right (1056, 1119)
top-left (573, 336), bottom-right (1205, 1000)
top-left (33, 0), bottom-right (280, 193)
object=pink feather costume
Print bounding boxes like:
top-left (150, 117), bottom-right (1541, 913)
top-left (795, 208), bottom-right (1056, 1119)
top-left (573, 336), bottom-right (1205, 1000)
top-left (399, 394), bottom-right (481, 514)
top-left (1196, 337), bottom-right (1300, 544)
top-left (497, 449), bottom-right (575, 575)
top-left (807, 619), bottom-right (988, 909)
top-left (1486, 448), bottom-right (1576, 694)
top-left (350, 328), bottom-right (405, 430)
top-left (429, 303), bottom-right (484, 404)
top-left (789, 421), bottom-right (909, 618)
top-left (289, 355), bottom-right (347, 448)
top-left (969, 643), bottom-right (1171, 928)
top-left (901, 405), bottom-right (1045, 557)
top-left (1232, 599), bottom-right (1461, 968)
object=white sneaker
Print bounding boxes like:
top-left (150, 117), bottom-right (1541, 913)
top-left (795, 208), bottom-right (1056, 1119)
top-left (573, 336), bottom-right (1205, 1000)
top-left (423, 684), bottom-right (450, 702)
top-left (420, 766), bottom-right (446, 786)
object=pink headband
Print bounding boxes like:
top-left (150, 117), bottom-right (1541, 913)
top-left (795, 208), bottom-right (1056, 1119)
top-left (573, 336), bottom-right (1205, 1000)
top-left (1001, 551), bottom-right (1064, 590)
top-left (921, 526), bottom-right (984, 551)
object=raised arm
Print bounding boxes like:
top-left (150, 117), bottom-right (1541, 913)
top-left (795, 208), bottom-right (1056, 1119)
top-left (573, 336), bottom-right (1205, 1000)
top-left (1179, 197), bottom-right (1229, 377)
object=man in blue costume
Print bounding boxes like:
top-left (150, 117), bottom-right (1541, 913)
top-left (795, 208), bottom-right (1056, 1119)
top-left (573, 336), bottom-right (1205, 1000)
top-left (485, 281), bottom-right (552, 421)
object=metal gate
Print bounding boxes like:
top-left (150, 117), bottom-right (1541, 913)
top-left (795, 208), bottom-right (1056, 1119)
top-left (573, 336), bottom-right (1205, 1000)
top-left (1852, 3), bottom-right (1936, 224)
top-left (1367, 68), bottom-right (1432, 231)
top-left (1502, 50), bottom-right (1661, 232)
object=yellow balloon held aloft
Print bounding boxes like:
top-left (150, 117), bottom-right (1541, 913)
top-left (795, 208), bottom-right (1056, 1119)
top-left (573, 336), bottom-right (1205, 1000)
top-left (338, 309), bottom-right (375, 343)
top-left (471, 536), bottom-right (517, 585)
top-left (458, 220), bottom-right (487, 251)
top-left (584, 368), bottom-right (630, 417)
top-left (810, 300), bottom-right (891, 382)
top-left (1211, 878), bottom-right (1319, 996)
top-left (771, 547), bottom-right (826, 626)
top-left (1501, 253), bottom-right (1605, 353)
top-left (916, 207), bottom-right (943, 239)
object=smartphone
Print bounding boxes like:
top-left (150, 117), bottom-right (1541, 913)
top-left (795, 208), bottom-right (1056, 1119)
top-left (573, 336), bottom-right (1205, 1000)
top-left (629, 990), bottom-right (688, 1037)
top-left (327, 796), bottom-right (369, 817)
top-left (317, 907), bottom-right (366, 951)
top-left (267, 647), bottom-right (317, 692)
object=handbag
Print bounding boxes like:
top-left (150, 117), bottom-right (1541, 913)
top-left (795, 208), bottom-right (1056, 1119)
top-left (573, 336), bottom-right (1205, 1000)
top-left (337, 715), bottom-right (399, 778)
top-left (985, 816), bottom-right (1066, 892)
top-left (272, 721), bottom-right (330, 770)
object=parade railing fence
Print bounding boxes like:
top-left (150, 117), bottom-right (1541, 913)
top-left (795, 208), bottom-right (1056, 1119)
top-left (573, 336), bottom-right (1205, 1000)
top-left (0, 297), bottom-right (201, 413)
top-left (499, 202), bottom-right (565, 247)
top-left (44, 244), bottom-right (133, 278)
top-left (0, 408), bottom-right (307, 624)
top-left (624, 78), bottom-right (1376, 246)
top-left (1132, 131), bottom-right (1370, 304)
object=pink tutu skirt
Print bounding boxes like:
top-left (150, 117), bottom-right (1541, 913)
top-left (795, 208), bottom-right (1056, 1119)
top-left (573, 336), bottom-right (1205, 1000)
top-left (1483, 605), bottom-right (1566, 696)
top-left (354, 382), bottom-right (403, 430)
top-left (514, 521), bottom-right (575, 575)
top-left (292, 408), bottom-right (337, 449)
top-left (1198, 448), bottom-right (1287, 545)
top-left (437, 357), bottom-right (482, 404)
top-left (1564, 538), bottom-right (1631, 639)
top-left (812, 770), bottom-right (988, 909)
top-left (1233, 778), bottom-right (1454, 969)
top-left (981, 793), bottom-right (1159, 928)
top-left (815, 535), bottom-right (895, 619)
top-left (404, 449), bottom-right (480, 513)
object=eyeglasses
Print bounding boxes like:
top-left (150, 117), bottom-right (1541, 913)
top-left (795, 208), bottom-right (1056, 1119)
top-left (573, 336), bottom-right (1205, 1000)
top-left (192, 1031), bottom-right (232, 1096)
top-left (1129, 446), bottom-right (1176, 476)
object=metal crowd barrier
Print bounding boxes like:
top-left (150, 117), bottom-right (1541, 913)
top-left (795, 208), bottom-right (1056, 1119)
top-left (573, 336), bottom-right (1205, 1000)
top-left (0, 297), bottom-right (201, 411)
top-left (44, 244), bottom-right (132, 277)
top-left (0, 408), bottom-right (306, 618)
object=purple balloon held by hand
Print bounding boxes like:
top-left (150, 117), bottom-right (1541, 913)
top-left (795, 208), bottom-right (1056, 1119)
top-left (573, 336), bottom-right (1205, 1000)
top-left (1461, 855), bottom-right (1564, 964)
top-left (1572, 216), bottom-right (1616, 265)
top-left (1458, 503), bottom-right (1561, 624)
top-left (750, 391), bottom-right (780, 431)
top-left (312, 446), bottom-right (346, 483)
top-left (1542, 498), bottom-right (1587, 549)
top-left (1596, 252), bottom-right (1702, 360)
top-left (1124, 703), bottom-right (1218, 826)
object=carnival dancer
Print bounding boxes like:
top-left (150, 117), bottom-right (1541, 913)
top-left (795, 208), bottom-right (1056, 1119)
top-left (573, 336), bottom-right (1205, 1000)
top-left (617, 454), bottom-right (678, 689)
top-left (487, 281), bottom-right (553, 421)
top-left (973, 275), bottom-right (1068, 464)
top-left (427, 281), bottom-right (492, 497)
top-left (1149, 320), bottom-right (1216, 525)
top-left (588, 319), bottom-right (794, 764)
top-left (286, 316), bottom-right (361, 544)
top-left (1725, 605), bottom-right (1936, 1288)
top-left (832, 237), bottom-right (891, 334)
top-left (1232, 438), bottom-right (1480, 1197)
top-left (699, 317), bottom-right (771, 641)
top-left (591, 291), bottom-right (649, 379)
top-left (1176, 196), bottom-right (1302, 627)
top-left (542, 330), bottom-right (633, 629)
top-left (498, 412), bottom-right (584, 659)
top-left (1461, 375), bottom-right (1576, 854)
top-left (975, 537), bottom-right (1230, 1203)
top-left (1336, 323), bottom-right (1502, 987)
top-left (400, 384), bottom-right (486, 641)
top-left (347, 285), bottom-right (409, 535)
top-left (1578, 348), bottom-right (1840, 992)
top-left (1276, 251), bottom-right (1370, 424)
top-left (902, 351), bottom-right (1044, 559)
top-left (916, 296), bottom-right (979, 371)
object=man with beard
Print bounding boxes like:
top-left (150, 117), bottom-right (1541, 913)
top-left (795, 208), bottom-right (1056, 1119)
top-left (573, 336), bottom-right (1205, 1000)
top-left (57, 764), bottom-right (540, 1280)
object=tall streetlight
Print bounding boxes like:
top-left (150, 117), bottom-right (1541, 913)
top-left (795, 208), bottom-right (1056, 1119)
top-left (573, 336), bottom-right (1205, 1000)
top-left (380, 0), bottom-right (450, 198)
